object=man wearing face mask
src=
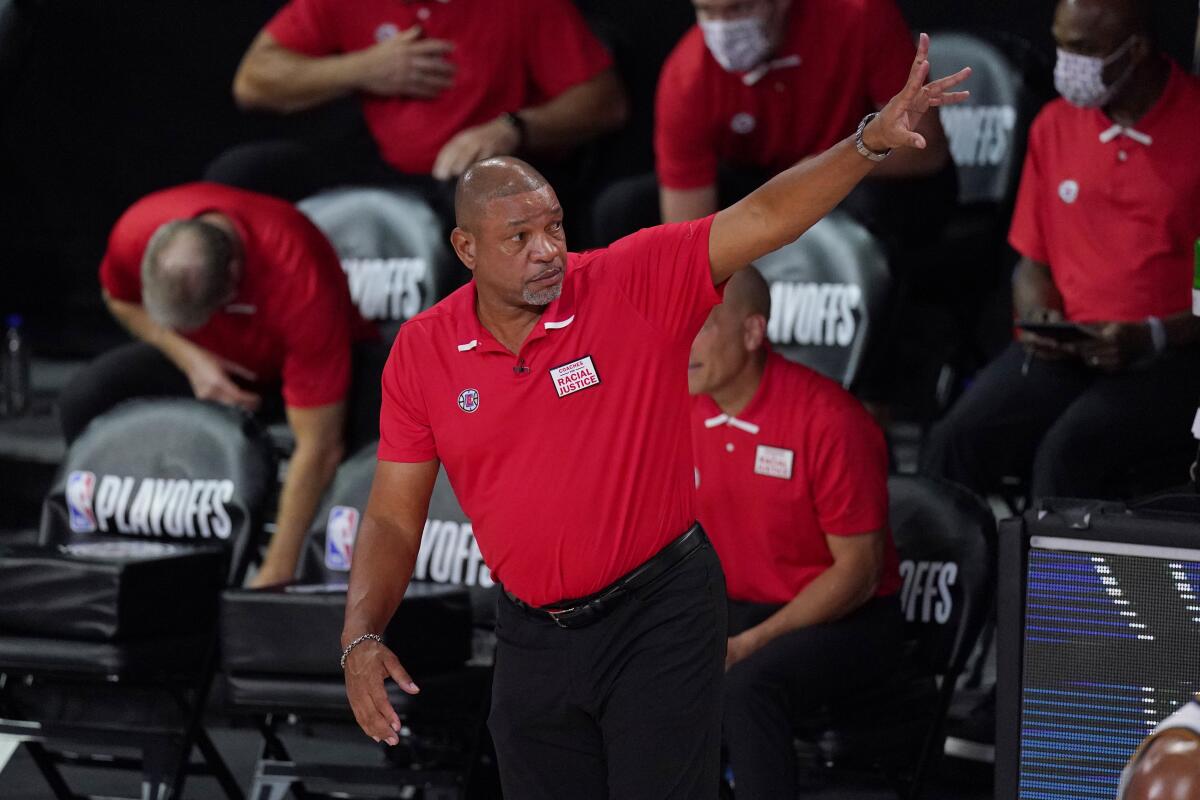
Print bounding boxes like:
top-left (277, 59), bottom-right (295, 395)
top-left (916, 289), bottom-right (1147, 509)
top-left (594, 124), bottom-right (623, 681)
top-left (921, 0), bottom-right (1200, 503)
top-left (591, 0), bottom-right (955, 249)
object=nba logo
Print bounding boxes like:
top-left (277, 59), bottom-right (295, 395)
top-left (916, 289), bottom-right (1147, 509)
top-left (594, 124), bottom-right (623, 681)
top-left (66, 471), bottom-right (97, 533)
top-left (325, 506), bottom-right (360, 571)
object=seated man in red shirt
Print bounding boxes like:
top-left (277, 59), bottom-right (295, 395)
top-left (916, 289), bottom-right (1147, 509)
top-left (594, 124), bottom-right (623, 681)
top-left (688, 267), bottom-right (904, 799)
top-left (207, 0), bottom-right (627, 207)
top-left (922, 0), bottom-right (1200, 501)
top-left (58, 182), bottom-right (383, 586)
top-left (591, 0), bottom-right (953, 248)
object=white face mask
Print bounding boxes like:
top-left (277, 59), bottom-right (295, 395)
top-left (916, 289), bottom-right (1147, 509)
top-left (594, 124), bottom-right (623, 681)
top-left (699, 16), bottom-right (772, 73)
top-left (1054, 35), bottom-right (1137, 108)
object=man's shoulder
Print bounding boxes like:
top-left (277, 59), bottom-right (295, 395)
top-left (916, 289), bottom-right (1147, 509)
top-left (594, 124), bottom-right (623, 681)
top-left (661, 25), bottom-right (712, 87)
top-left (769, 354), bottom-right (866, 420)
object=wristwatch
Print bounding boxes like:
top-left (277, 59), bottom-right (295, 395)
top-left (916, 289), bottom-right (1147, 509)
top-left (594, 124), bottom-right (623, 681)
top-left (855, 113), bottom-right (891, 162)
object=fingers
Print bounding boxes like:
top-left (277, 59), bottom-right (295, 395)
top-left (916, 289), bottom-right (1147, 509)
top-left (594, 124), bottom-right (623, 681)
top-left (218, 358), bottom-right (258, 381)
top-left (410, 38), bottom-right (455, 57)
top-left (348, 680), bottom-right (399, 745)
top-left (397, 25), bottom-right (422, 42)
top-left (901, 34), bottom-right (931, 99)
top-left (366, 678), bottom-right (401, 742)
top-left (383, 651), bottom-right (420, 695)
top-left (909, 132), bottom-right (927, 150)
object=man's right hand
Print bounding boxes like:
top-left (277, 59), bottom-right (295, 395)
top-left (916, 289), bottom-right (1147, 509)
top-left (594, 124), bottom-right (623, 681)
top-left (343, 639), bottom-right (420, 746)
top-left (1018, 308), bottom-right (1073, 361)
top-left (355, 26), bottom-right (455, 99)
top-left (183, 348), bottom-right (262, 411)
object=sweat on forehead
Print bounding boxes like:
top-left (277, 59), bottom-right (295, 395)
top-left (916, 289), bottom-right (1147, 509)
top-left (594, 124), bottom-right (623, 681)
top-left (454, 157), bottom-right (550, 230)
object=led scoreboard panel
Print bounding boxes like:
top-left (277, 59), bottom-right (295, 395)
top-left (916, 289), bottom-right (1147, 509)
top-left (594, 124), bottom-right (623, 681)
top-left (1008, 534), bottom-right (1200, 800)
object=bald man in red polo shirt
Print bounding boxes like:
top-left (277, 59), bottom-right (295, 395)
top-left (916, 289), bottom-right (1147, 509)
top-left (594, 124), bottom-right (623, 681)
top-left (339, 37), bottom-right (969, 798)
top-left (58, 182), bottom-right (382, 586)
top-left (208, 0), bottom-right (626, 205)
top-left (922, 0), bottom-right (1200, 501)
top-left (688, 268), bottom-right (903, 799)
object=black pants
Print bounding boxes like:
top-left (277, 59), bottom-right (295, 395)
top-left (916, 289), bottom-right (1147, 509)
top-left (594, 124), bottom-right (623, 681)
top-left (921, 342), bottom-right (1200, 500)
top-left (489, 542), bottom-right (728, 799)
top-left (57, 340), bottom-right (390, 453)
top-left (723, 595), bottom-right (904, 800)
top-left (203, 123), bottom-right (458, 220)
top-left (590, 164), bottom-right (956, 253)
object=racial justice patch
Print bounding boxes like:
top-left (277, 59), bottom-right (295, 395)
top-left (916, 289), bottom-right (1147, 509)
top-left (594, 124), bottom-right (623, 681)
top-left (549, 355), bottom-right (601, 398)
top-left (754, 445), bottom-right (794, 480)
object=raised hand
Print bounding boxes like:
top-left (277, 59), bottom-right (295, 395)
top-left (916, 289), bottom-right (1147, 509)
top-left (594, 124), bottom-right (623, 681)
top-left (865, 33), bottom-right (972, 153)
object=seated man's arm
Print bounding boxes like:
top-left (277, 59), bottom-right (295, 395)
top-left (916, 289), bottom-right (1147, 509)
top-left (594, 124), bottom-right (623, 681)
top-left (727, 531), bottom-right (886, 668)
top-left (253, 401), bottom-right (346, 586)
top-left (709, 34), bottom-right (970, 286)
top-left (660, 185), bottom-right (719, 224)
top-left (1012, 256), bottom-right (1063, 320)
top-left (103, 292), bottom-right (261, 409)
top-left (431, 68), bottom-right (628, 180)
top-left (342, 459), bottom-right (440, 746)
top-left (233, 29), bottom-right (454, 114)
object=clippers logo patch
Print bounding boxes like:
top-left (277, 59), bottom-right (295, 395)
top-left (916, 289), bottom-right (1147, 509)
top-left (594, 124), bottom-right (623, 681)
top-left (457, 388), bottom-right (480, 413)
top-left (731, 112), bottom-right (756, 134)
top-left (754, 445), bottom-right (794, 480)
top-left (549, 355), bottom-right (601, 398)
top-left (325, 506), bottom-right (360, 571)
top-left (1058, 179), bottom-right (1080, 204)
top-left (66, 470), bottom-right (97, 533)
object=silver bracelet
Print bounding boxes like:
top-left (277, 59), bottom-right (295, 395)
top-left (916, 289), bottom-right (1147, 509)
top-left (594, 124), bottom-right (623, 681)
top-left (340, 633), bottom-right (383, 670)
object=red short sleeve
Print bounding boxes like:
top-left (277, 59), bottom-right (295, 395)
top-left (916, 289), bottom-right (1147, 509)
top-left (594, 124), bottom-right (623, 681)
top-left (809, 396), bottom-right (889, 536)
top-left (378, 327), bottom-right (437, 463)
top-left (1008, 113), bottom-right (1051, 264)
top-left (280, 321), bottom-right (351, 408)
top-left (98, 242), bottom-right (143, 304)
top-left (654, 41), bottom-right (719, 190)
top-left (602, 215), bottom-right (723, 343)
top-left (863, 0), bottom-right (917, 108)
top-left (523, 0), bottom-right (612, 100)
top-left (264, 0), bottom-right (338, 57)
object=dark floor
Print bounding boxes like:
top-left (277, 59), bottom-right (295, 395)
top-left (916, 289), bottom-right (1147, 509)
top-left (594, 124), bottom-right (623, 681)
top-left (0, 722), bottom-right (993, 799)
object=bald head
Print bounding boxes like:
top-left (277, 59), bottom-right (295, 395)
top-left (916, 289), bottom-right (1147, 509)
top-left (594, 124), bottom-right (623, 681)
top-left (724, 267), bottom-right (772, 322)
top-left (454, 157), bottom-right (550, 233)
top-left (1122, 730), bottom-right (1200, 800)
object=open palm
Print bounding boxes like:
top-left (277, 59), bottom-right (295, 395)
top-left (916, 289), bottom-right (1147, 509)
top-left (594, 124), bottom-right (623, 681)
top-left (873, 33), bottom-right (972, 151)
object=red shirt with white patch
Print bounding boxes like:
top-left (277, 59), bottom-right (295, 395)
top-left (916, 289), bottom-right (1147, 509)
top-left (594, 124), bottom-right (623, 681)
top-left (1008, 61), bottom-right (1200, 323)
top-left (265, 0), bottom-right (612, 176)
top-left (378, 217), bottom-right (721, 606)
top-left (99, 182), bottom-right (372, 408)
top-left (655, 0), bottom-right (915, 190)
top-left (691, 352), bottom-right (899, 605)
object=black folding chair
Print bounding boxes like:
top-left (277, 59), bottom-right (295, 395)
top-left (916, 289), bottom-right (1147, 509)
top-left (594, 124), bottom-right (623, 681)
top-left (799, 475), bottom-right (996, 799)
top-left (0, 398), bottom-right (276, 800)
top-left (221, 442), bottom-right (498, 800)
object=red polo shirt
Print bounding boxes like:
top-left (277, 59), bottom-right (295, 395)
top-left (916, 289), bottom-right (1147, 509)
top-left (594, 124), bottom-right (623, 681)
top-left (691, 352), bottom-right (899, 605)
top-left (265, 0), bottom-right (612, 176)
top-left (655, 0), bottom-right (915, 190)
top-left (1008, 61), bottom-right (1200, 323)
top-left (99, 182), bottom-right (372, 408)
top-left (379, 217), bottom-right (721, 606)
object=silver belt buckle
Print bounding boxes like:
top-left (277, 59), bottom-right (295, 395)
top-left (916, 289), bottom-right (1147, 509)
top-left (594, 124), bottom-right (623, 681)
top-left (547, 605), bottom-right (579, 628)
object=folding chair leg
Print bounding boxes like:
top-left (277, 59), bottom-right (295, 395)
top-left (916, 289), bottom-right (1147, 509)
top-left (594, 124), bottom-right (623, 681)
top-left (20, 740), bottom-right (76, 800)
top-left (249, 772), bottom-right (292, 800)
top-left (195, 725), bottom-right (246, 800)
top-left (142, 735), bottom-right (188, 800)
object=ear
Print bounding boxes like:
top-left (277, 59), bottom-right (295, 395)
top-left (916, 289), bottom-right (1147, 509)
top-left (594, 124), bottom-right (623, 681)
top-left (743, 314), bottom-right (767, 352)
top-left (224, 256), bottom-right (243, 302)
top-left (450, 228), bottom-right (477, 274)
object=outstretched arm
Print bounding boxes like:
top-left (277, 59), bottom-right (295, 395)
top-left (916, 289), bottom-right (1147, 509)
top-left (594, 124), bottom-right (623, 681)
top-left (708, 34), bottom-right (971, 286)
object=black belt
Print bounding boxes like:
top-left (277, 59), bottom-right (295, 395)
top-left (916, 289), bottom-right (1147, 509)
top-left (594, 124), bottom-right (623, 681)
top-left (504, 524), bottom-right (707, 629)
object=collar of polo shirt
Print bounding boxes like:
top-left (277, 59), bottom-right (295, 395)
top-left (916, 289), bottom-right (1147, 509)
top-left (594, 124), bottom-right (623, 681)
top-left (453, 268), bottom-right (579, 354)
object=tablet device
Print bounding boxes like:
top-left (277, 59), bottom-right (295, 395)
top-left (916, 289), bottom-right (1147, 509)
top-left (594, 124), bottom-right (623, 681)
top-left (1016, 320), bottom-right (1098, 343)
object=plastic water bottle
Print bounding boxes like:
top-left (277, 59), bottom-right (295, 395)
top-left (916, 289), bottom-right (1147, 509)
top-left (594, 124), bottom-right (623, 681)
top-left (1, 314), bottom-right (31, 417)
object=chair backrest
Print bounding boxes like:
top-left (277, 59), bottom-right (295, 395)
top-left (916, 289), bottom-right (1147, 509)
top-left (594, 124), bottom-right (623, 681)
top-left (298, 187), bottom-right (451, 339)
top-left (888, 475), bottom-right (995, 677)
top-left (300, 443), bottom-right (498, 627)
top-left (929, 30), bottom-right (1041, 207)
top-left (40, 398), bottom-right (276, 586)
top-left (754, 210), bottom-right (890, 388)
